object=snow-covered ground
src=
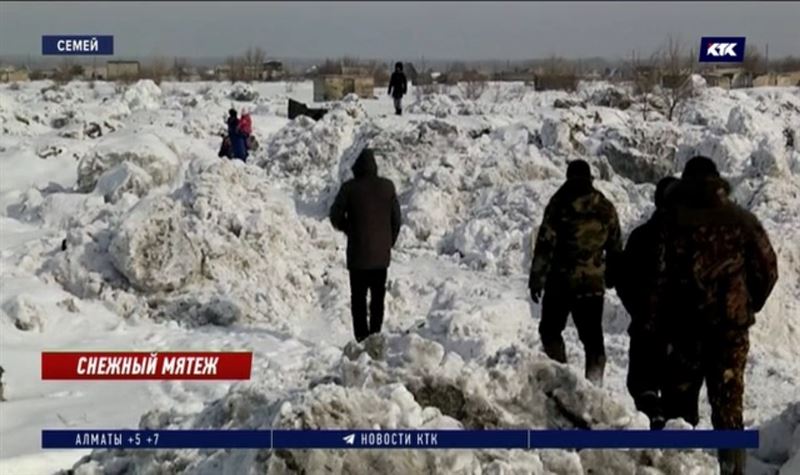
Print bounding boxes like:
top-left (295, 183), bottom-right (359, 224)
top-left (0, 79), bottom-right (798, 474)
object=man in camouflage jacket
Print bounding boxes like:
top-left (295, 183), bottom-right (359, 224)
top-left (528, 160), bottom-right (623, 385)
top-left (658, 156), bottom-right (778, 475)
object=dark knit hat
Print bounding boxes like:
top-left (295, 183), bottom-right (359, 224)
top-left (566, 160), bottom-right (592, 180)
top-left (683, 156), bottom-right (720, 179)
top-left (655, 176), bottom-right (679, 209)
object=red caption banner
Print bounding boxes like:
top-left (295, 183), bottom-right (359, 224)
top-left (41, 352), bottom-right (252, 380)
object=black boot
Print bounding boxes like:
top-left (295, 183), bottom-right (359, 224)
top-left (718, 448), bottom-right (745, 475)
top-left (542, 340), bottom-right (567, 364)
top-left (585, 354), bottom-right (606, 386)
top-left (636, 391), bottom-right (666, 430)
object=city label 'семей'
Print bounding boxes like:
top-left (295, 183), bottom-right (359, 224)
top-left (41, 35), bottom-right (114, 55)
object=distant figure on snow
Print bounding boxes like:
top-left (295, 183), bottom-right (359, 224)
top-left (528, 159), bottom-right (623, 386)
top-left (387, 62), bottom-right (408, 116)
top-left (330, 149), bottom-right (402, 342)
top-left (226, 109), bottom-right (248, 162)
top-left (617, 176), bottom-right (679, 430)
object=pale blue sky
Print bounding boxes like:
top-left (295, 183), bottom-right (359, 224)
top-left (1, 2), bottom-right (798, 60)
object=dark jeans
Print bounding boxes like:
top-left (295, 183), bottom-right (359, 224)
top-left (393, 97), bottom-right (403, 115)
top-left (349, 268), bottom-right (388, 342)
top-left (539, 285), bottom-right (606, 381)
top-left (627, 325), bottom-right (667, 428)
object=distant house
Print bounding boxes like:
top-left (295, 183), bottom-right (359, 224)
top-left (493, 68), bottom-right (536, 83)
top-left (262, 61), bottom-right (284, 81)
top-left (754, 71), bottom-right (800, 87)
top-left (215, 65), bottom-right (232, 81)
top-left (0, 66), bottom-right (30, 82)
top-left (83, 64), bottom-right (108, 80)
top-left (200, 68), bottom-right (216, 80)
top-left (313, 73), bottom-right (375, 101)
top-left (107, 60), bottom-right (140, 80)
top-left (440, 69), bottom-right (489, 85)
top-left (703, 73), bottom-right (732, 89)
top-left (534, 74), bottom-right (578, 91)
top-left (30, 68), bottom-right (57, 80)
top-left (702, 67), bottom-right (752, 89)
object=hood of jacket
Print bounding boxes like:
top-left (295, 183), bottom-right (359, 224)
top-left (673, 176), bottom-right (732, 208)
top-left (352, 150), bottom-right (378, 178)
top-left (554, 176), bottom-right (595, 202)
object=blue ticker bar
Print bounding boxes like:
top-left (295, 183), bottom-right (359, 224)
top-left (42, 429), bottom-right (759, 450)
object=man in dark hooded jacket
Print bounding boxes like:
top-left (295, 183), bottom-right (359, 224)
top-left (387, 62), bottom-right (408, 116)
top-left (617, 176), bottom-right (678, 430)
top-left (658, 156), bottom-right (778, 475)
top-left (330, 149), bottom-right (402, 342)
top-left (528, 160), bottom-right (623, 385)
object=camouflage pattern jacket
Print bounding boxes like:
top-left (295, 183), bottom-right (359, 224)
top-left (529, 177), bottom-right (623, 297)
top-left (657, 176), bottom-right (778, 332)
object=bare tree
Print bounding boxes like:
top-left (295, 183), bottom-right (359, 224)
top-left (226, 56), bottom-right (246, 82)
top-left (459, 71), bottom-right (488, 100)
top-left (243, 47), bottom-right (267, 81)
top-left (631, 51), bottom-right (659, 121)
top-left (741, 45), bottom-right (765, 75)
top-left (143, 57), bottom-right (170, 84)
top-left (772, 55), bottom-right (800, 73)
top-left (652, 36), bottom-right (696, 122)
top-left (318, 58), bottom-right (340, 75)
top-left (54, 59), bottom-right (83, 84)
top-left (541, 55), bottom-right (575, 76)
top-left (173, 57), bottom-right (190, 81)
top-left (414, 83), bottom-right (445, 101)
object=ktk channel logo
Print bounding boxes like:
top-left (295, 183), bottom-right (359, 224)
top-left (698, 37), bottom-right (746, 63)
top-left (42, 35), bottom-right (114, 55)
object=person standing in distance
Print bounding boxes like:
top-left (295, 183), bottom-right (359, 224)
top-left (388, 62), bottom-right (408, 116)
top-left (528, 160), bottom-right (623, 385)
top-left (330, 149), bottom-right (402, 342)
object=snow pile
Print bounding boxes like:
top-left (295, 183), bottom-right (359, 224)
top-left (255, 102), bottom-right (374, 212)
top-left (595, 121), bottom-right (682, 184)
top-left (40, 84), bottom-right (77, 105)
top-left (57, 157), bottom-right (336, 329)
top-left (751, 403), bottom-right (800, 474)
top-left (229, 82), bottom-right (259, 102)
top-left (1, 295), bottom-right (45, 332)
top-left (407, 93), bottom-right (469, 118)
top-left (122, 80), bottom-right (162, 111)
top-left (93, 161), bottom-right (154, 202)
top-left (586, 85), bottom-right (633, 110)
top-left (77, 131), bottom-right (181, 194)
top-left (68, 335), bottom-right (718, 474)
top-left (109, 195), bottom-right (200, 292)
